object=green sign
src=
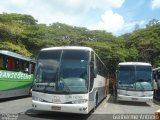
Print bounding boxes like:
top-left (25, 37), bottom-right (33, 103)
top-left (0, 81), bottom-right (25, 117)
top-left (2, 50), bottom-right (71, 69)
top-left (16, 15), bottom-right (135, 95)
top-left (0, 70), bottom-right (32, 80)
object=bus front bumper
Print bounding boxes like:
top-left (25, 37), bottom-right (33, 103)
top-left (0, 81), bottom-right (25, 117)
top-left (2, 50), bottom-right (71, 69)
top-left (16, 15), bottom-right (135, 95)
top-left (32, 100), bottom-right (89, 114)
top-left (117, 95), bottom-right (153, 102)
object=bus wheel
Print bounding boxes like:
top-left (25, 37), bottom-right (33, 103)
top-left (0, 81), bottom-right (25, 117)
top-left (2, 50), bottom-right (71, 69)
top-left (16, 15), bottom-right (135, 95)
top-left (29, 88), bottom-right (32, 96)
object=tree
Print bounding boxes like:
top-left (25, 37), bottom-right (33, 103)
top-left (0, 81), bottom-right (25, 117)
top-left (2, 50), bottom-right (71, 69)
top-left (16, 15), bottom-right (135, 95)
top-left (1, 13), bottom-right (160, 76)
top-left (146, 19), bottom-right (160, 27)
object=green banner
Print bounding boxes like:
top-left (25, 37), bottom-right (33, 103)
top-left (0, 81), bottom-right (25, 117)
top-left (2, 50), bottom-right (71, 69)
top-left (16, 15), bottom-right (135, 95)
top-left (0, 70), bottom-right (32, 81)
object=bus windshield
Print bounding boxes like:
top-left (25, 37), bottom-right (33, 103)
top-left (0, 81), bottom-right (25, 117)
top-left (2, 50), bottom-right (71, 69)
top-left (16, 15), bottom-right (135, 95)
top-left (33, 50), bottom-right (89, 93)
top-left (118, 65), bottom-right (152, 91)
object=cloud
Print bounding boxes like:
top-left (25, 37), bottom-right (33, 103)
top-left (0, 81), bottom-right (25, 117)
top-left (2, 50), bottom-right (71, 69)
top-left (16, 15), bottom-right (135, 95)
top-left (0, 0), bottom-right (125, 13)
top-left (0, 0), bottom-right (147, 36)
top-left (124, 21), bottom-right (146, 29)
top-left (0, 0), bottom-right (125, 23)
top-left (0, 0), bottom-right (126, 34)
top-left (91, 10), bottom-right (124, 33)
top-left (122, 20), bottom-right (146, 33)
top-left (90, 10), bottom-right (146, 36)
top-left (10, 0), bottom-right (29, 4)
top-left (41, 0), bottom-right (125, 13)
top-left (151, 0), bottom-right (160, 9)
top-left (91, 0), bottom-right (125, 10)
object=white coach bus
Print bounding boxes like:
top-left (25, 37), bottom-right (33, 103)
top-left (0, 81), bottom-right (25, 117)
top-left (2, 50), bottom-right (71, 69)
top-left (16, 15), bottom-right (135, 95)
top-left (116, 62), bottom-right (153, 102)
top-left (32, 46), bottom-right (108, 114)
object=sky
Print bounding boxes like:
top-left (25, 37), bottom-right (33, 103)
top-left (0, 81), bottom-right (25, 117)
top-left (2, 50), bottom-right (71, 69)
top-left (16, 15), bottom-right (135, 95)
top-left (0, 0), bottom-right (160, 36)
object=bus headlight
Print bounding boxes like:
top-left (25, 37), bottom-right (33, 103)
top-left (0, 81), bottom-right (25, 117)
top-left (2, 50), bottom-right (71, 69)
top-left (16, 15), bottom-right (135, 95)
top-left (72, 99), bottom-right (88, 104)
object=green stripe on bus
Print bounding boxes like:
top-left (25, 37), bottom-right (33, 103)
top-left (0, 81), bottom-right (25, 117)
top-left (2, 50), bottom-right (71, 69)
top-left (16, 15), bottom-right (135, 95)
top-left (0, 70), bottom-right (34, 91)
top-left (0, 80), bottom-right (32, 91)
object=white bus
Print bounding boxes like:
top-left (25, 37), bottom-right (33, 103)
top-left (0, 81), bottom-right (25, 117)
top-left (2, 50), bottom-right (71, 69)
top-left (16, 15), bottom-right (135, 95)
top-left (32, 46), bottom-right (108, 114)
top-left (116, 62), bottom-right (153, 102)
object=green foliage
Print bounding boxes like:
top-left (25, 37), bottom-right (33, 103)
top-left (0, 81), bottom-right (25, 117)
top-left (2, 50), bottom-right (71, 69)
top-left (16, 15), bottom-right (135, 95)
top-left (0, 13), bottom-right (160, 77)
top-left (123, 23), bottom-right (160, 67)
top-left (0, 42), bottom-right (31, 57)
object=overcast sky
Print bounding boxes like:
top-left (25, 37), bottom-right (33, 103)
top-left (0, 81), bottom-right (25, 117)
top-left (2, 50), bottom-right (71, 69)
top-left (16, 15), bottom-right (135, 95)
top-left (0, 0), bottom-right (160, 36)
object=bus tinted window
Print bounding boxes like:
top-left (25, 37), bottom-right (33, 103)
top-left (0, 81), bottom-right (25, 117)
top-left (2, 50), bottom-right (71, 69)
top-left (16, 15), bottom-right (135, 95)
top-left (118, 64), bottom-right (152, 91)
top-left (118, 66), bottom-right (135, 85)
top-left (30, 63), bottom-right (35, 74)
top-left (19, 60), bottom-right (29, 72)
top-left (60, 50), bottom-right (89, 92)
top-left (119, 66), bottom-right (134, 71)
top-left (36, 50), bottom-right (61, 83)
top-left (6, 57), bottom-right (16, 70)
top-left (89, 51), bottom-right (95, 91)
top-left (0, 55), bottom-right (4, 69)
top-left (136, 66), bottom-right (151, 71)
top-left (96, 55), bottom-right (107, 77)
top-left (62, 50), bottom-right (89, 60)
top-left (39, 50), bottom-right (62, 60)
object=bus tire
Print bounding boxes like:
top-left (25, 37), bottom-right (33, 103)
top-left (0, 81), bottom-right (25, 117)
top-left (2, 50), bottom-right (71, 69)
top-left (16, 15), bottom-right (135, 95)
top-left (29, 87), bottom-right (32, 96)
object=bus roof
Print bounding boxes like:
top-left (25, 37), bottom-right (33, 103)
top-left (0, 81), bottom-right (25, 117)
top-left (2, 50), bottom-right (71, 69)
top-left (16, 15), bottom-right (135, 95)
top-left (118, 62), bottom-right (151, 66)
top-left (0, 50), bottom-right (31, 61)
top-left (41, 46), bottom-right (93, 51)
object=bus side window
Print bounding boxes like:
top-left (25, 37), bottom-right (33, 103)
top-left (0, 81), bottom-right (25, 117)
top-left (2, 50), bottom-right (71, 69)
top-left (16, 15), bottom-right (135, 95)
top-left (0, 55), bottom-right (4, 69)
top-left (89, 51), bottom-right (95, 91)
top-left (96, 55), bottom-right (105, 77)
top-left (20, 60), bottom-right (29, 73)
top-left (14, 59), bottom-right (20, 72)
top-left (30, 62), bottom-right (35, 74)
top-left (6, 57), bottom-right (17, 71)
top-left (15, 59), bottom-right (19, 71)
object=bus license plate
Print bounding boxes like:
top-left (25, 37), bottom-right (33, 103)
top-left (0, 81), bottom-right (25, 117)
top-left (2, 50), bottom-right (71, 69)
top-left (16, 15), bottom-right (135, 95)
top-left (51, 106), bottom-right (61, 110)
top-left (132, 98), bottom-right (138, 100)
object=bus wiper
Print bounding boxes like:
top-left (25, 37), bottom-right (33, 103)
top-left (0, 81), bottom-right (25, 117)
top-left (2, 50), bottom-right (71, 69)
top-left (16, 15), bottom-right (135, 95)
top-left (59, 78), bottom-right (72, 94)
top-left (139, 82), bottom-right (145, 90)
top-left (134, 82), bottom-right (144, 90)
top-left (43, 80), bottom-right (56, 92)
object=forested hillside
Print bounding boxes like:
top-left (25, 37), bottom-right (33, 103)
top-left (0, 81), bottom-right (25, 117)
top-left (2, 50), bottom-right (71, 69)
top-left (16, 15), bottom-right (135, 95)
top-left (0, 13), bottom-right (160, 76)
